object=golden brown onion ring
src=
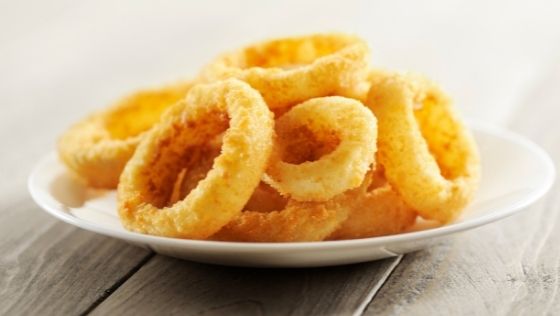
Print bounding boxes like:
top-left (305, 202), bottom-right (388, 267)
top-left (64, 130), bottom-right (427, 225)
top-left (264, 96), bottom-right (377, 202)
top-left (58, 81), bottom-right (194, 188)
top-left (366, 73), bottom-right (480, 223)
top-left (200, 33), bottom-right (371, 109)
top-left (118, 79), bottom-right (274, 239)
top-left (213, 196), bottom-right (349, 242)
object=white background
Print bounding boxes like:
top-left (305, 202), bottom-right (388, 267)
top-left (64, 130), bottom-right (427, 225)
top-left (1, 0), bottom-right (560, 194)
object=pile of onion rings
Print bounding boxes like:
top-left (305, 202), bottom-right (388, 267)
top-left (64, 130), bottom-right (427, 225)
top-left (57, 33), bottom-right (480, 241)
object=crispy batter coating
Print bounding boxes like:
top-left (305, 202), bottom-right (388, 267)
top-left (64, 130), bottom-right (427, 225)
top-left (200, 33), bottom-right (371, 109)
top-left (57, 33), bottom-right (482, 241)
top-left (58, 81), bottom-right (194, 188)
top-left (264, 96), bottom-right (377, 201)
top-left (366, 73), bottom-right (480, 223)
top-left (117, 79), bottom-right (274, 238)
top-left (213, 197), bottom-right (349, 242)
top-left (329, 167), bottom-right (417, 240)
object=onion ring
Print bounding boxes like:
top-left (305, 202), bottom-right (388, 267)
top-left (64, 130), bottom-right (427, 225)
top-left (328, 167), bottom-right (417, 240)
top-left (264, 96), bottom-right (377, 201)
top-left (366, 73), bottom-right (480, 223)
top-left (200, 33), bottom-right (371, 109)
top-left (168, 139), bottom-right (349, 242)
top-left (58, 81), bottom-right (194, 188)
top-left (213, 196), bottom-right (349, 242)
top-left (117, 79), bottom-right (274, 238)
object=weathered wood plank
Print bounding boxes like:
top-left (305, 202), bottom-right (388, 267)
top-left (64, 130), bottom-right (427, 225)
top-left (364, 60), bottom-right (560, 316)
top-left (90, 255), bottom-right (400, 315)
top-left (0, 196), bottom-right (153, 315)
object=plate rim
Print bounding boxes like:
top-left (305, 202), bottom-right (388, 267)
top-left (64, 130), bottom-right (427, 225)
top-left (28, 120), bottom-right (556, 251)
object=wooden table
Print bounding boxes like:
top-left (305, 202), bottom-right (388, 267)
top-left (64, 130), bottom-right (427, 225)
top-left (2, 1), bottom-right (559, 315)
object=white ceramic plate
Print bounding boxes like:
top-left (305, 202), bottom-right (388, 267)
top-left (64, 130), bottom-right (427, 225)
top-left (29, 122), bottom-right (555, 267)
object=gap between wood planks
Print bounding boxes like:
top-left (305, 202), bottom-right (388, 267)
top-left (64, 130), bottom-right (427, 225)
top-left (352, 255), bottom-right (403, 316)
top-left (81, 252), bottom-right (156, 315)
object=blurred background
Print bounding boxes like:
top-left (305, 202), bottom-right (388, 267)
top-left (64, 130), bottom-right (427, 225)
top-left (1, 0), bottom-right (559, 195)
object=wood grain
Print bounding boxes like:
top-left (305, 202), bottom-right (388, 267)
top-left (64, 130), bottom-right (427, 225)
top-left (90, 255), bottom-right (400, 315)
top-left (0, 196), bottom-right (153, 315)
top-left (364, 59), bottom-right (560, 316)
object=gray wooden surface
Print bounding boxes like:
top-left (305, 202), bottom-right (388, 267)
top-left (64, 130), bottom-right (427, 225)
top-left (2, 1), bottom-right (560, 315)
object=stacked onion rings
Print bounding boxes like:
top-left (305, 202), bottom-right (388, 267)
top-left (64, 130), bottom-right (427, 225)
top-left (215, 96), bottom-right (377, 241)
top-left (171, 96), bottom-right (376, 241)
top-left (57, 32), bottom-right (480, 242)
